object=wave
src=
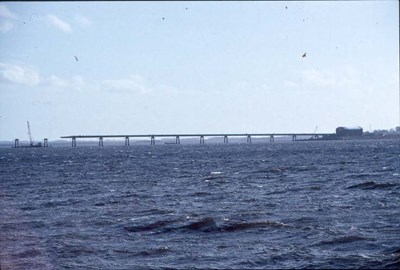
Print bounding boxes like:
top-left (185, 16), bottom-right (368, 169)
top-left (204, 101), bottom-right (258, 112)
top-left (381, 247), bottom-right (400, 269)
top-left (124, 217), bottom-right (287, 233)
top-left (182, 218), bottom-right (288, 232)
top-left (383, 259), bottom-right (400, 269)
top-left (385, 247), bottom-right (400, 254)
top-left (124, 219), bottom-right (179, 233)
top-left (136, 246), bottom-right (172, 257)
top-left (220, 220), bottom-right (287, 232)
top-left (318, 235), bottom-right (373, 245)
top-left (183, 217), bottom-right (218, 232)
top-left (204, 172), bottom-right (224, 181)
top-left (347, 181), bottom-right (398, 190)
top-left (345, 172), bottom-right (384, 179)
top-left (253, 166), bottom-right (314, 175)
top-left (113, 246), bottom-right (172, 257)
top-left (190, 191), bottom-right (211, 197)
top-left (253, 167), bottom-right (288, 174)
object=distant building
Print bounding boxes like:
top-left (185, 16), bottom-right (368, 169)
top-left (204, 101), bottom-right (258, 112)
top-left (336, 126), bottom-right (363, 137)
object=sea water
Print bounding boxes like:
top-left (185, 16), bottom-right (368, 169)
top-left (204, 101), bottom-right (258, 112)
top-left (1, 140), bottom-right (399, 269)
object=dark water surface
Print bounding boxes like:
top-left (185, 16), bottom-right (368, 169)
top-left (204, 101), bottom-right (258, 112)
top-left (1, 140), bottom-right (399, 269)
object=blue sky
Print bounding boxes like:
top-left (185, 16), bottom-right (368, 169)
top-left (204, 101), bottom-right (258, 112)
top-left (0, 1), bottom-right (398, 141)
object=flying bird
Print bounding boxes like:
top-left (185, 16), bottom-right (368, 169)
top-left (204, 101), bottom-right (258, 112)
top-left (74, 56), bottom-right (79, 62)
top-left (302, 53), bottom-right (307, 58)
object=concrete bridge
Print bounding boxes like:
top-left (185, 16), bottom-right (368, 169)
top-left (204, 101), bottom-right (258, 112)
top-left (60, 133), bottom-right (334, 147)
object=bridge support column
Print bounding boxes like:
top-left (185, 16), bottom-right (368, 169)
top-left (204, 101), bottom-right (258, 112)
top-left (14, 139), bottom-right (19, 148)
top-left (151, 136), bottom-right (155, 145)
top-left (125, 137), bottom-right (130, 146)
top-left (224, 136), bottom-right (228, 143)
top-left (200, 136), bottom-right (205, 144)
top-left (292, 135), bottom-right (297, 141)
top-left (176, 136), bottom-right (180, 144)
top-left (72, 138), bottom-right (76, 147)
top-left (270, 135), bottom-right (274, 142)
top-left (99, 137), bottom-right (104, 147)
top-left (43, 138), bottom-right (48, 147)
top-left (247, 135), bottom-right (252, 143)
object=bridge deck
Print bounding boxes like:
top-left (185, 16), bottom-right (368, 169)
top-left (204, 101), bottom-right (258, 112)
top-left (61, 133), bottom-right (334, 139)
top-left (61, 133), bottom-right (335, 147)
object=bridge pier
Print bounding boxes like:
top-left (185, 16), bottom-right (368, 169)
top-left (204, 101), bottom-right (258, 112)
top-left (125, 136), bottom-right (130, 146)
top-left (14, 139), bottom-right (19, 148)
top-left (43, 138), bottom-right (48, 147)
top-left (270, 135), bottom-right (274, 142)
top-left (200, 136), bottom-right (205, 144)
top-left (224, 136), bottom-right (228, 143)
top-left (151, 136), bottom-right (155, 145)
top-left (247, 135), bottom-right (252, 143)
top-left (292, 135), bottom-right (297, 141)
top-left (99, 137), bottom-right (104, 147)
top-left (176, 136), bottom-right (180, 144)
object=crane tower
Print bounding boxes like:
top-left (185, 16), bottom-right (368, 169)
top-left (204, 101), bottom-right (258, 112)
top-left (27, 121), bottom-right (34, 146)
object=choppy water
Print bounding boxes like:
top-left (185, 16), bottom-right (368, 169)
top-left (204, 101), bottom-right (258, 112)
top-left (1, 140), bottom-right (399, 269)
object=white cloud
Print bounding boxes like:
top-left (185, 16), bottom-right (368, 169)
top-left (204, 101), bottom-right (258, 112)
top-left (0, 63), bottom-right (40, 86)
top-left (393, 72), bottom-right (399, 84)
top-left (0, 5), bottom-right (18, 20)
top-left (283, 80), bottom-right (298, 88)
top-left (157, 84), bottom-right (179, 95)
top-left (300, 68), bottom-right (360, 88)
top-left (74, 14), bottom-right (92, 27)
top-left (41, 75), bottom-right (90, 91)
top-left (0, 4), bottom-right (17, 33)
top-left (101, 75), bottom-right (151, 94)
top-left (301, 69), bottom-right (335, 87)
top-left (0, 62), bottom-right (170, 97)
top-left (71, 76), bottom-right (87, 90)
top-left (43, 75), bottom-right (70, 88)
top-left (0, 20), bottom-right (13, 33)
top-left (44, 14), bottom-right (72, 33)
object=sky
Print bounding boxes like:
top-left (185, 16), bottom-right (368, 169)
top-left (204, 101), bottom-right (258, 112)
top-left (0, 1), bottom-right (399, 141)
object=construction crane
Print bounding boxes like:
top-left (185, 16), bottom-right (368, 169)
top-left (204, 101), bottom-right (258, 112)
top-left (14, 121), bottom-right (44, 148)
top-left (27, 121), bottom-right (34, 146)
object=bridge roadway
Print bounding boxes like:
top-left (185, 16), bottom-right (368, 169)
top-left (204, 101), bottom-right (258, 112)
top-left (61, 133), bottom-right (334, 147)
